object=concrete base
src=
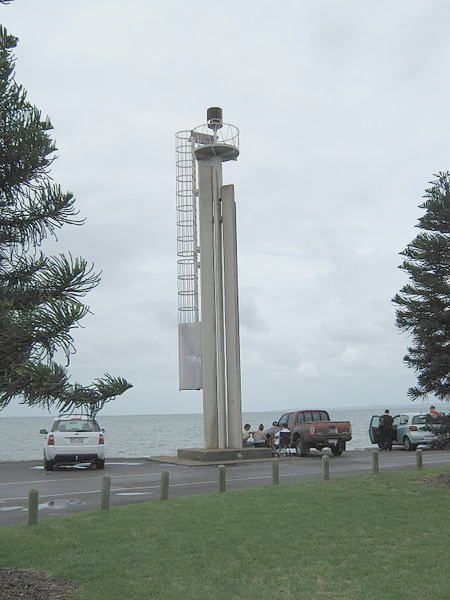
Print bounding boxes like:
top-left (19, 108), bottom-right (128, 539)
top-left (177, 447), bottom-right (272, 462)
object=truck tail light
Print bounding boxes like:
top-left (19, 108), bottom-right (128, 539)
top-left (309, 426), bottom-right (315, 434)
top-left (409, 426), bottom-right (418, 432)
top-left (48, 434), bottom-right (55, 446)
top-left (99, 433), bottom-right (104, 445)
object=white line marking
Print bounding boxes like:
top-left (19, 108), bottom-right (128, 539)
top-left (1, 487), bottom-right (126, 503)
top-left (106, 462), bottom-right (143, 466)
top-left (116, 492), bottom-right (150, 496)
top-left (0, 472), bottom-right (161, 487)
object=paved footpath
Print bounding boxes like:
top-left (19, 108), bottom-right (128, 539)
top-left (1, 449), bottom-right (449, 526)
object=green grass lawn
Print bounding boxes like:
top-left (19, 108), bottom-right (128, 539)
top-left (1, 467), bottom-right (450, 600)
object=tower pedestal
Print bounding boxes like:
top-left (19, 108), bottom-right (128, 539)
top-left (177, 447), bottom-right (272, 462)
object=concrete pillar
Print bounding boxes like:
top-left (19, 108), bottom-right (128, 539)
top-left (218, 464), bottom-right (226, 492)
top-left (197, 160), bottom-right (219, 449)
top-left (322, 455), bottom-right (330, 480)
top-left (28, 489), bottom-right (39, 525)
top-left (416, 448), bottom-right (423, 470)
top-left (272, 458), bottom-right (280, 485)
top-left (222, 184), bottom-right (242, 448)
top-left (211, 161), bottom-right (227, 449)
top-left (161, 471), bottom-right (170, 500)
top-left (372, 450), bottom-right (379, 475)
top-left (101, 475), bottom-right (111, 510)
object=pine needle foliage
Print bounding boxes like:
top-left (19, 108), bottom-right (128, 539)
top-left (0, 26), bottom-right (132, 416)
top-left (393, 172), bottom-right (450, 401)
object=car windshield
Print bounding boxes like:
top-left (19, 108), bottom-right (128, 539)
top-left (51, 419), bottom-right (99, 433)
top-left (412, 415), bottom-right (429, 425)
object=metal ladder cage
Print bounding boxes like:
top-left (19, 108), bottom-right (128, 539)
top-left (175, 130), bottom-right (199, 324)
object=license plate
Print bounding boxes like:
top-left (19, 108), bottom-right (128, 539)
top-left (328, 439), bottom-right (338, 444)
top-left (70, 438), bottom-right (84, 444)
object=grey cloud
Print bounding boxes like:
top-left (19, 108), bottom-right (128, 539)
top-left (1, 0), bottom-right (447, 416)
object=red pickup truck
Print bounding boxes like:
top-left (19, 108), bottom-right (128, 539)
top-left (272, 410), bottom-right (352, 456)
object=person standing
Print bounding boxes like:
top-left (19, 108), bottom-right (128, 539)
top-left (379, 409), bottom-right (394, 451)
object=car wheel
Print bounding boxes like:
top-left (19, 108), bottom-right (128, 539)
top-left (44, 455), bottom-right (54, 471)
top-left (96, 459), bottom-right (105, 470)
top-left (403, 436), bottom-right (415, 451)
top-left (295, 438), bottom-right (309, 457)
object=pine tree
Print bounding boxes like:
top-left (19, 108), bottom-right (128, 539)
top-left (0, 25), bottom-right (132, 415)
top-left (393, 172), bottom-right (450, 401)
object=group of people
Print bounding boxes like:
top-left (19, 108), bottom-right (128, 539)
top-left (242, 423), bottom-right (269, 448)
top-left (242, 422), bottom-right (289, 450)
top-left (378, 405), bottom-right (447, 450)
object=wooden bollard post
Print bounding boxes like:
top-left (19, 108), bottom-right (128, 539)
top-left (160, 471), bottom-right (169, 501)
top-left (372, 449), bottom-right (379, 475)
top-left (322, 455), bottom-right (330, 480)
top-left (28, 489), bottom-right (39, 525)
top-left (218, 465), bottom-right (226, 492)
top-left (272, 458), bottom-right (280, 486)
top-left (416, 448), bottom-right (423, 470)
top-left (101, 475), bottom-right (111, 510)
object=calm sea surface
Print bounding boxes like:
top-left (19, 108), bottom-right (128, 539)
top-left (0, 405), bottom-right (424, 462)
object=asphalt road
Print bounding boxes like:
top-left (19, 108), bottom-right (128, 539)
top-left (1, 448), bottom-right (449, 526)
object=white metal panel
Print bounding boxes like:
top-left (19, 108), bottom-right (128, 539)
top-left (178, 323), bottom-right (203, 390)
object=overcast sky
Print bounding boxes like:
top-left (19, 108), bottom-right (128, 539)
top-left (2, 1), bottom-right (449, 417)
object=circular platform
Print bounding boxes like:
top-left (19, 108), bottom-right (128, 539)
top-left (194, 143), bottom-right (239, 162)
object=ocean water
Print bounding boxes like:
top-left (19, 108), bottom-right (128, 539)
top-left (0, 405), bottom-right (423, 462)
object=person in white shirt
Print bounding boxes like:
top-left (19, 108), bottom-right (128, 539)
top-left (274, 425), bottom-right (291, 454)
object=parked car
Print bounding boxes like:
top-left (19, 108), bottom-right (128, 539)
top-left (40, 414), bottom-right (105, 470)
top-left (272, 410), bottom-right (352, 456)
top-left (369, 412), bottom-right (436, 451)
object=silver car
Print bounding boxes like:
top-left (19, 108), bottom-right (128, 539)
top-left (369, 412), bottom-right (436, 450)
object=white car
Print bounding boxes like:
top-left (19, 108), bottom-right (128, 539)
top-left (40, 414), bottom-right (105, 470)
